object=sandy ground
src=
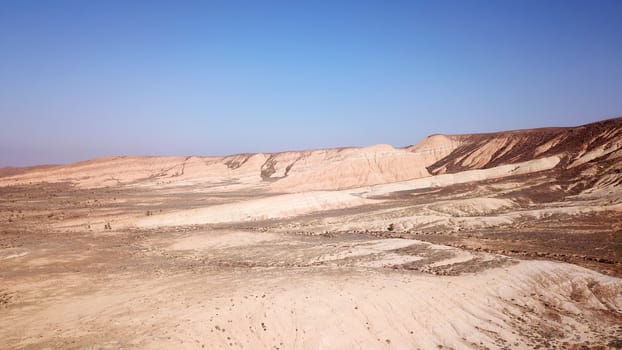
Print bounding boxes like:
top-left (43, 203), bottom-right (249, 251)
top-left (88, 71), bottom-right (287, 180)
top-left (2, 227), bottom-right (621, 350)
top-left (1, 174), bottom-right (621, 349)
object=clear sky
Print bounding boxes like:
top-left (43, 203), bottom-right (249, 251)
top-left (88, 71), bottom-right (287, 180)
top-left (1, 0), bottom-right (621, 166)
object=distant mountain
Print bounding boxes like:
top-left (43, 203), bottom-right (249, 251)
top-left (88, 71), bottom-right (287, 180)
top-left (1, 117), bottom-right (620, 194)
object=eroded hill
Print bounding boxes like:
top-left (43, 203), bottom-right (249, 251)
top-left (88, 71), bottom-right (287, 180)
top-left (2, 118), bottom-right (621, 194)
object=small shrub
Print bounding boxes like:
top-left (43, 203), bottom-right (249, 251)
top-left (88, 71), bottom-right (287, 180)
top-left (387, 223), bottom-right (395, 232)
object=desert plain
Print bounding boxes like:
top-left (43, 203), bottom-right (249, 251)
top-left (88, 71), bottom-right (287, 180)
top-left (1, 118), bottom-right (622, 349)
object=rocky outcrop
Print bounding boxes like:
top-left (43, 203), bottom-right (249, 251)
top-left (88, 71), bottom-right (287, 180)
top-left (426, 117), bottom-right (622, 175)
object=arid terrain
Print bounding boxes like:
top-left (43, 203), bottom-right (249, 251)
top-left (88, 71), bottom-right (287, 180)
top-left (1, 118), bottom-right (622, 349)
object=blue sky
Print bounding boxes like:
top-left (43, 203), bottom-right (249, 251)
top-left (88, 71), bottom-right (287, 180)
top-left (1, 0), bottom-right (621, 166)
